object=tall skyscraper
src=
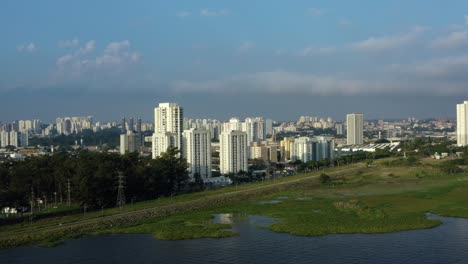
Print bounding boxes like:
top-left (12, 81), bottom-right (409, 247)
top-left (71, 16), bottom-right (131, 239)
top-left (347, 113), bottom-right (364, 145)
top-left (220, 130), bottom-right (248, 174)
top-left (457, 101), bottom-right (468, 146)
top-left (152, 103), bottom-right (183, 159)
top-left (183, 128), bottom-right (212, 179)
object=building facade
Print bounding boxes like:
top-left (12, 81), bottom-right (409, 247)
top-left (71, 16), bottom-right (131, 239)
top-left (457, 101), bottom-right (468, 147)
top-left (290, 136), bottom-right (335, 163)
top-left (183, 128), bottom-right (212, 179)
top-left (220, 130), bottom-right (248, 174)
top-left (152, 103), bottom-right (183, 159)
top-left (346, 113), bottom-right (364, 145)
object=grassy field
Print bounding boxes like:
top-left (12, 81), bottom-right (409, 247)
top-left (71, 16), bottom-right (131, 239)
top-left (1, 158), bottom-right (468, 248)
top-left (94, 157), bottom-right (468, 241)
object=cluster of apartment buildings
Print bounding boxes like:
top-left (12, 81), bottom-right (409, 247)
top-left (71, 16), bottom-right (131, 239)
top-left (0, 123), bottom-right (29, 148)
top-left (119, 117), bottom-right (144, 154)
top-left (145, 102), bottom-right (339, 180)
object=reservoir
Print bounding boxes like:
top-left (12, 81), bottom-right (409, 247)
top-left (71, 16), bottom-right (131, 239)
top-left (1, 214), bottom-right (467, 264)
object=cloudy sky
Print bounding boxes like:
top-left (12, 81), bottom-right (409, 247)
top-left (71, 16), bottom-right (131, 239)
top-left (2, 0), bottom-right (468, 122)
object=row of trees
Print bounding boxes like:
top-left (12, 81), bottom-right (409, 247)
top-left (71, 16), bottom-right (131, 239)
top-left (0, 147), bottom-right (188, 211)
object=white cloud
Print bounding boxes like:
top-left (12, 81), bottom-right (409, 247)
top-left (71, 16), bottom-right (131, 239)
top-left (95, 40), bottom-right (140, 67)
top-left (54, 40), bottom-right (141, 80)
top-left (307, 8), bottom-right (326, 17)
top-left (58, 38), bottom-right (80, 48)
top-left (351, 26), bottom-right (427, 52)
top-left (200, 9), bottom-right (229, 17)
top-left (300, 46), bottom-right (336, 56)
top-left (78, 40), bottom-right (95, 55)
top-left (176, 11), bottom-right (190, 18)
top-left (17, 43), bottom-right (37, 52)
top-left (238, 41), bottom-right (255, 53)
top-left (56, 54), bottom-right (74, 68)
top-left (431, 31), bottom-right (468, 49)
top-left (171, 53), bottom-right (468, 97)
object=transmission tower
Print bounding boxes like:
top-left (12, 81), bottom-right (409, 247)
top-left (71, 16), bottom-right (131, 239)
top-left (116, 172), bottom-right (126, 209)
top-left (67, 179), bottom-right (71, 207)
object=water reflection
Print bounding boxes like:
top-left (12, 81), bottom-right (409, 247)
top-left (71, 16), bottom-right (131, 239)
top-left (1, 214), bottom-right (468, 264)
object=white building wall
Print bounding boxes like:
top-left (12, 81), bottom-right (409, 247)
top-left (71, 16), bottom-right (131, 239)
top-left (152, 103), bottom-right (183, 158)
top-left (152, 132), bottom-right (177, 159)
top-left (457, 101), bottom-right (468, 146)
top-left (347, 113), bottom-right (363, 145)
top-left (183, 129), bottom-right (212, 179)
top-left (220, 131), bottom-right (248, 174)
top-left (0, 131), bottom-right (9, 147)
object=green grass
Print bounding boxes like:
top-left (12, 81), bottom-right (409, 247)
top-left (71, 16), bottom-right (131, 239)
top-left (94, 211), bottom-right (236, 240)
top-left (102, 165), bottom-right (468, 240)
top-left (1, 160), bottom-right (467, 248)
top-left (0, 163), bottom-right (359, 236)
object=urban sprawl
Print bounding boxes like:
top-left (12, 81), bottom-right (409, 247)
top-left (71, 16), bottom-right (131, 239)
top-left (1, 101), bottom-right (467, 186)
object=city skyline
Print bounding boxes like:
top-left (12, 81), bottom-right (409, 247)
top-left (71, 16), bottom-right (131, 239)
top-left (2, 1), bottom-right (468, 120)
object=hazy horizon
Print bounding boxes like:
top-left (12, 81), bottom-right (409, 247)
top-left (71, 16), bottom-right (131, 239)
top-left (2, 1), bottom-right (468, 122)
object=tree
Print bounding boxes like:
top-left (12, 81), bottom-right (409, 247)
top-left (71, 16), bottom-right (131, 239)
top-left (191, 172), bottom-right (205, 192)
top-left (319, 173), bottom-right (331, 184)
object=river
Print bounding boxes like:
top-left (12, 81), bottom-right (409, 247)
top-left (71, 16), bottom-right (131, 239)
top-left (1, 214), bottom-right (467, 264)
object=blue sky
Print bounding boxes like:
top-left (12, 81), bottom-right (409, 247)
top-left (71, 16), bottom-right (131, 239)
top-left (2, 0), bottom-right (468, 122)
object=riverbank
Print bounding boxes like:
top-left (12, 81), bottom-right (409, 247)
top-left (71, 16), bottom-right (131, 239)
top-left (96, 158), bottom-right (468, 240)
top-left (1, 158), bottom-right (467, 248)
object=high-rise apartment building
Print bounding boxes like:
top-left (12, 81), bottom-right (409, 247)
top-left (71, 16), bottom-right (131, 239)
top-left (183, 128), bottom-right (212, 179)
top-left (289, 136), bottom-right (335, 163)
top-left (335, 123), bottom-right (344, 136)
top-left (152, 103), bottom-right (183, 159)
top-left (280, 137), bottom-right (295, 161)
top-left (457, 101), bottom-right (468, 146)
top-left (265, 119), bottom-right (273, 136)
top-left (0, 131), bottom-right (27, 147)
top-left (0, 131), bottom-right (9, 147)
top-left (120, 116), bottom-right (142, 155)
top-left (220, 130), bottom-right (248, 174)
top-left (120, 131), bottom-right (141, 154)
top-left (244, 117), bottom-right (265, 143)
top-left (223, 118), bottom-right (241, 133)
top-left (346, 113), bottom-right (364, 145)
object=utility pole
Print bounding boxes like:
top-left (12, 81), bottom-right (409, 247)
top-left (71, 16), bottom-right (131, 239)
top-left (30, 187), bottom-right (34, 225)
top-left (67, 179), bottom-right (71, 207)
top-left (116, 172), bottom-right (126, 209)
top-left (58, 183), bottom-right (63, 204)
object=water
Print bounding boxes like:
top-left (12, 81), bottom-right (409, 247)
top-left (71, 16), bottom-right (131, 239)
top-left (1, 214), bottom-right (468, 264)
